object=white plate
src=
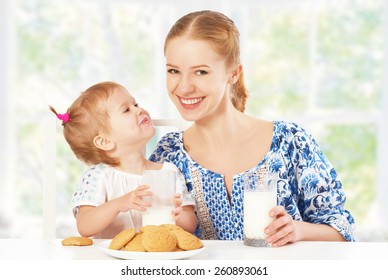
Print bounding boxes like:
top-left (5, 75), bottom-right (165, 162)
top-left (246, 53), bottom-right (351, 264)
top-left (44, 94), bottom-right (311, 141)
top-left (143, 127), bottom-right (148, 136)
top-left (98, 240), bottom-right (206, 260)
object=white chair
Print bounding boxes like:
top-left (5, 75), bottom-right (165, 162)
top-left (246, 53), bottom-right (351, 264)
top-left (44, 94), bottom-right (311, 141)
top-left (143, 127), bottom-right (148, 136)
top-left (42, 118), bottom-right (190, 240)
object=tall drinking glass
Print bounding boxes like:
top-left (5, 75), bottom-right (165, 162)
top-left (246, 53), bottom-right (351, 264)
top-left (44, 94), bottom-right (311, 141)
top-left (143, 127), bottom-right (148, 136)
top-left (243, 168), bottom-right (277, 247)
top-left (141, 169), bottom-right (176, 226)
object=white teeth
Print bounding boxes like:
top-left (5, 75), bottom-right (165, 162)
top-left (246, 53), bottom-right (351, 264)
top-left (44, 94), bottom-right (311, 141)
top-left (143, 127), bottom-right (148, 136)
top-left (180, 97), bottom-right (203, 105)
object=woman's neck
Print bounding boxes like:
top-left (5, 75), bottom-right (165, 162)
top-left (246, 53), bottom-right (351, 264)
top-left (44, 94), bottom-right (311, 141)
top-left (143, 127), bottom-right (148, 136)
top-left (188, 107), bottom-right (249, 150)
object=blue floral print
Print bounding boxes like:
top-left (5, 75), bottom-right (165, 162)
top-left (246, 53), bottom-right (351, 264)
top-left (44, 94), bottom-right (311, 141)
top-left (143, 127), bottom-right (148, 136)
top-left (149, 120), bottom-right (355, 241)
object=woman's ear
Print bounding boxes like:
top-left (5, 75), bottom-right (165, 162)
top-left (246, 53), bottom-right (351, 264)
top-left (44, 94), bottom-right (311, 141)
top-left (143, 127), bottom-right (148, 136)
top-left (229, 64), bottom-right (242, 85)
top-left (93, 135), bottom-right (115, 151)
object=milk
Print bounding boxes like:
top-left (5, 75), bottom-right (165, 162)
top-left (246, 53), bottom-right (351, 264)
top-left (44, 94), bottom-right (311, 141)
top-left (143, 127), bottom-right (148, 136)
top-left (244, 191), bottom-right (277, 240)
top-left (141, 170), bottom-right (176, 227)
top-left (142, 206), bottom-right (175, 226)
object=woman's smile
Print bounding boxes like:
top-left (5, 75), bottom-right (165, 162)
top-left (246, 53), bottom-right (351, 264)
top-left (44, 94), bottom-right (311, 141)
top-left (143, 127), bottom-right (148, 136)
top-left (179, 96), bottom-right (204, 109)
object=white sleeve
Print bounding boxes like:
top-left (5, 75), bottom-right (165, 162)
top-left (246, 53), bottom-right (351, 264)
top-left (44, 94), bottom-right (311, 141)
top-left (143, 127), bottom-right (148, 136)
top-left (71, 164), bottom-right (107, 217)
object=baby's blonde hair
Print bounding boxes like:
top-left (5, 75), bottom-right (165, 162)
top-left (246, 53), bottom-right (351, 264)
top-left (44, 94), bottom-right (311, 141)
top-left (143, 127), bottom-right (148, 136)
top-left (51, 81), bottom-right (125, 166)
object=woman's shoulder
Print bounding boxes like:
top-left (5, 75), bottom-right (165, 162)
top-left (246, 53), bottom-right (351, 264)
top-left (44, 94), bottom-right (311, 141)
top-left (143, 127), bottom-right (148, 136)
top-left (157, 131), bottom-right (182, 146)
top-left (273, 120), bottom-right (314, 141)
top-left (149, 131), bottom-right (183, 162)
top-left (273, 120), bottom-right (308, 135)
top-left (271, 120), bottom-right (319, 151)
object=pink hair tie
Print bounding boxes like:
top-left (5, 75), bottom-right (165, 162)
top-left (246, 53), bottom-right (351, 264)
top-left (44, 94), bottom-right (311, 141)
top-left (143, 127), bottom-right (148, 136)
top-left (57, 113), bottom-right (70, 123)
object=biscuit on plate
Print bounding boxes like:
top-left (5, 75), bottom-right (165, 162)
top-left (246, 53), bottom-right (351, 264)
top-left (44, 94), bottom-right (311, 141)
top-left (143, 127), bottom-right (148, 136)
top-left (61, 236), bottom-right (93, 246)
top-left (123, 233), bottom-right (146, 252)
top-left (172, 229), bottom-right (203, 251)
top-left (141, 226), bottom-right (177, 252)
top-left (109, 228), bottom-right (136, 250)
top-left (139, 225), bottom-right (159, 233)
top-left (160, 224), bottom-right (184, 231)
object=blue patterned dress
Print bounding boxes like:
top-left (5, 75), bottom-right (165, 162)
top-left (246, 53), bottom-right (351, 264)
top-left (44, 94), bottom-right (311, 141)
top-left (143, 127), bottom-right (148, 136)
top-left (149, 120), bottom-right (355, 241)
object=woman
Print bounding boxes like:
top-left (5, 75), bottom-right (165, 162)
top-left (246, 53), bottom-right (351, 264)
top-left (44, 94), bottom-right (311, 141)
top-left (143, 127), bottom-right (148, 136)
top-left (150, 10), bottom-right (355, 247)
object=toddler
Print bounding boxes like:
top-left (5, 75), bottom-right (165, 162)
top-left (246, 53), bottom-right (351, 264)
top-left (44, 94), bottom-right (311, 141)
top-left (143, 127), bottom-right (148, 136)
top-left (50, 81), bottom-right (196, 238)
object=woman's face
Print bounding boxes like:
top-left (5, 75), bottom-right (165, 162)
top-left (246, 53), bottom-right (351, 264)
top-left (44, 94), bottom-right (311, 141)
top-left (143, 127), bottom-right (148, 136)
top-left (165, 37), bottom-right (235, 122)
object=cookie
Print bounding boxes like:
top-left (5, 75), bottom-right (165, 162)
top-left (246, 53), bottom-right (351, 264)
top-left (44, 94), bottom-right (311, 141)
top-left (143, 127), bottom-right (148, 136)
top-left (172, 229), bottom-right (203, 251)
top-left (123, 233), bottom-right (146, 252)
top-left (61, 236), bottom-right (93, 246)
top-left (160, 224), bottom-right (184, 231)
top-left (140, 225), bottom-right (160, 233)
top-left (109, 228), bottom-right (136, 250)
top-left (141, 226), bottom-right (177, 252)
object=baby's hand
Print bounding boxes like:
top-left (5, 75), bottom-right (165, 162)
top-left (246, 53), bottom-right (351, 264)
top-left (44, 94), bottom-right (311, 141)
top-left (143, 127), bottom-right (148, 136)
top-left (173, 193), bottom-right (183, 218)
top-left (116, 185), bottom-right (152, 212)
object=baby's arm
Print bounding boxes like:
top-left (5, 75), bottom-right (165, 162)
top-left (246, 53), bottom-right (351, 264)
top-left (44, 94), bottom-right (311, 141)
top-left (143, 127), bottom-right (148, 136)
top-left (76, 185), bottom-right (151, 237)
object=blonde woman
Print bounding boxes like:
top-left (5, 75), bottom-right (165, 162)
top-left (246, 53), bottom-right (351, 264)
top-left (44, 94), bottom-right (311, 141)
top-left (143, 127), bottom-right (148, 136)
top-left (150, 10), bottom-right (355, 247)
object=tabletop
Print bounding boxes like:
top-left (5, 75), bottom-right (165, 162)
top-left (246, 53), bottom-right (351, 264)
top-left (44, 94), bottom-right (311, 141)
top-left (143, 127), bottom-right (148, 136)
top-left (0, 239), bottom-right (387, 260)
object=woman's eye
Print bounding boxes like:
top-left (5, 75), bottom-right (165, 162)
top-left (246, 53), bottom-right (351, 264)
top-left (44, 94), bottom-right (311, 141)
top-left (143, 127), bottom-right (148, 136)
top-left (167, 69), bottom-right (179, 74)
top-left (196, 70), bottom-right (208, 75)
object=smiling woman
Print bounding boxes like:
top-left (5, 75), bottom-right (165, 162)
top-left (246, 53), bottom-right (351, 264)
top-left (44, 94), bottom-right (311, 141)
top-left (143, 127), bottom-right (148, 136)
top-left (0, 0), bottom-right (387, 241)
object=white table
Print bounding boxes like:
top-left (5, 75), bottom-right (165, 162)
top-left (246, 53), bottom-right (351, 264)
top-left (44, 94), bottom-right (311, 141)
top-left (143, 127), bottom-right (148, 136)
top-left (0, 239), bottom-right (387, 260)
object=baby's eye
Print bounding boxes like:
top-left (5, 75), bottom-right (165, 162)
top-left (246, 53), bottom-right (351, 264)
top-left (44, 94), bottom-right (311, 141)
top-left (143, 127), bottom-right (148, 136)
top-left (123, 107), bottom-right (130, 113)
top-left (134, 103), bottom-right (139, 107)
top-left (167, 69), bottom-right (179, 74)
top-left (195, 70), bottom-right (208, 75)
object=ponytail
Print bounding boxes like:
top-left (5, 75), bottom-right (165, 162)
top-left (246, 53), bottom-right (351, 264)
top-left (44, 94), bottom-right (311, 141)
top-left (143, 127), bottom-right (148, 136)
top-left (231, 71), bottom-right (248, 112)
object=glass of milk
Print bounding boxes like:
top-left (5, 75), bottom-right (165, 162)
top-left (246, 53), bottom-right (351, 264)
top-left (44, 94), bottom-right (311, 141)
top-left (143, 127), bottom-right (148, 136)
top-left (141, 169), bottom-right (176, 226)
top-left (243, 168), bottom-right (277, 247)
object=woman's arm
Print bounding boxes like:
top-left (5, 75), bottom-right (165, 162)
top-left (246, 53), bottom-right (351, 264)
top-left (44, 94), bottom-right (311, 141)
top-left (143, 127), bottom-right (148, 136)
top-left (176, 205), bottom-right (197, 234)
top-left (284, 122), bottom-right (355, 242)
top-left (264, 206), bottom-right (345, 247)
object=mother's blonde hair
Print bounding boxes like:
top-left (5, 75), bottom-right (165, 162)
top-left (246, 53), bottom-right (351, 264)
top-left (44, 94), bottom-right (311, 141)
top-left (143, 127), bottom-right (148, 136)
top-left (164, 10), bottom-right (248, 112)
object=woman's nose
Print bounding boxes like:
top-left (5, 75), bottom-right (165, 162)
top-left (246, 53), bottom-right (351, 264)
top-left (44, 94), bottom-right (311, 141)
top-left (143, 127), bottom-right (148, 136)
top-left (175, 76), bottom-right (195, 96)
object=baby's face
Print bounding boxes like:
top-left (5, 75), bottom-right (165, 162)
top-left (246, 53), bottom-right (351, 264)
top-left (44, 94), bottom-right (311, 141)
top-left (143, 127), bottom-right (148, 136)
top-left (106, 87), bottom-right (155, 152)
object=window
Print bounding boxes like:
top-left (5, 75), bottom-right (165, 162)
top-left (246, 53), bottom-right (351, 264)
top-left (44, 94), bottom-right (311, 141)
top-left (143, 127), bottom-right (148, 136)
top-left (0, 0), bottom-right (386, 241)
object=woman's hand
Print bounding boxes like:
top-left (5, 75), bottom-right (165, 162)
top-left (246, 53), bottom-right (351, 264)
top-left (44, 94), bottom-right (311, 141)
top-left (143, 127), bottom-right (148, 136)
top-left (264, 206), bottom-right (300, 247)
top-left (173, 193), bottom-right (183, 218)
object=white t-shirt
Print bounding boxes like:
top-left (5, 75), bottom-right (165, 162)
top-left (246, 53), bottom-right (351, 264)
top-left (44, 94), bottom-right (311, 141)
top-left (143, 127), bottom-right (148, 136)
top-left (72, 162), bottom-right (195, 238)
